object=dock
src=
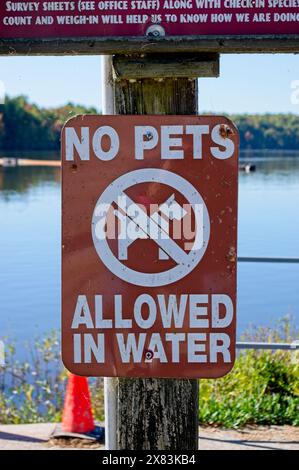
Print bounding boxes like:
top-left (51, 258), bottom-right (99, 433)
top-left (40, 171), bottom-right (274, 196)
top-left (0, 158), bottom-right (61, 168)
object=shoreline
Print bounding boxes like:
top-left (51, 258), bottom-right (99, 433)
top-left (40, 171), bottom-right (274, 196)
top-left (0, 158), bottom-right (61, 167)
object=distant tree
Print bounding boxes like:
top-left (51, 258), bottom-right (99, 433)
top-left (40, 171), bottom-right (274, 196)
top-left (0, 96), bottom-right (97, 152)
top-left (230, 113), bottom-right (299, 150)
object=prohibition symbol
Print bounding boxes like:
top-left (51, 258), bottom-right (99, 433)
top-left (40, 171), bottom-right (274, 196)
top-left (92, 169), bottom-right (210, 287)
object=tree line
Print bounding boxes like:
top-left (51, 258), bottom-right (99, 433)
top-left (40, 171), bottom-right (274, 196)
top-left (0, 95), bottom-right (97, 153)
top-left (0, 95), bottom-right (298, 153)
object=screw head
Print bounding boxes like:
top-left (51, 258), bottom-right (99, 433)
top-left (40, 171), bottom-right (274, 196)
top-left (145, 349), bottom-right (154, 361)
top-left (145, 131), bottom-right (153, 140)
top-left (146, 25), bottom-right (166, 38)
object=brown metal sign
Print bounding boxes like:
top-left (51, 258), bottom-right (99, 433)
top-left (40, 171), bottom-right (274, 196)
top-left (62, 115), bottom-right (239, 378)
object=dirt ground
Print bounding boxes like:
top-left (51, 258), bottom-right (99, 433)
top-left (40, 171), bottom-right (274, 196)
top-left (198, 425), bottom-right (299, 450)
top-left (0, 423), bottom-right (298, 450)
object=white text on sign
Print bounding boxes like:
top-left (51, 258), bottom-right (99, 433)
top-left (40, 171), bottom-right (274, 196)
top-left (65, 124), bottom-right (235, 161)
top-left (71, 293), bottom-right (233, 365)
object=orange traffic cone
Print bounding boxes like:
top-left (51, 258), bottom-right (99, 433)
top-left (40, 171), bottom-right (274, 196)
top-left (52, 374), bottom-right (104, 442)
top-left (62, 374), bottom-right (95, 434)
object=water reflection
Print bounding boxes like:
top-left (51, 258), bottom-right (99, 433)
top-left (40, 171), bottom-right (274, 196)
top-left (1, 153), bottom-right (298, 196)
top-left (0, 161), bottom-right (61, 348)
top-left (0, 165), bottom-right (61, 198)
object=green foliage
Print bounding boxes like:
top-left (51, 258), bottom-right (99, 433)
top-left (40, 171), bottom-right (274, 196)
top-left (199, 350), bottom-right (299, 428)
top-left (0, 95), bottom-right (97, 152)
top-left (199, 317), bottom-right (299, 428)
top-left (0, 332), bottom-right (67, 424)
top-left (229, 113), bottom-right (299, 150)
top-left (90, 379), bottom-right (105, 422)
top-left (0, 331), bottom-right (104, 424)
top-left (0, 96), bottom-right (298, 151)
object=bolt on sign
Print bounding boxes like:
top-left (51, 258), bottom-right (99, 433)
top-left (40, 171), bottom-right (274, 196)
top-left (62, 115), bottom-right (239, 378)
top-left (0, 1), bottom-right (298, 54)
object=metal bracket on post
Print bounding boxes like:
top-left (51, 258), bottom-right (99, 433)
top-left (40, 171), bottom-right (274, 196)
top-left (102, 55), bottom-right (117, 451)
top-left (102, 55), bottom-right (115, 115)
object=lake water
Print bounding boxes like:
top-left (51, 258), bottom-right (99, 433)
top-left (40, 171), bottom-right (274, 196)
top-left (0, 153), bottom-right (299, 353)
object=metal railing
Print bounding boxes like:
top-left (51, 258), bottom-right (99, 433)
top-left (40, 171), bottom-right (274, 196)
top-left (236, 341), bottom-right (299, 351)
top-left (236, 256), bottom-right (299, 350)
top-left (238, 256), bottom-right (299, 264)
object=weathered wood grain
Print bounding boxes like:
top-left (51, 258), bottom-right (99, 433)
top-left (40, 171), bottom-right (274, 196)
top-left (0, 36), bottom-right (298, 56)
top-left (113, 53), bottom-right (219, 79)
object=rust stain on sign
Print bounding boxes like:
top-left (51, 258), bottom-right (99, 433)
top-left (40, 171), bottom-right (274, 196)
top-left (62, 115), bottom-right (239, 378)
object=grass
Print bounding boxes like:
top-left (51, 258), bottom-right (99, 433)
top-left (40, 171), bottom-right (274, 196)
top-left (0, 317), bottom-right (298, 427)
top-left (199, 317), bottom-right (299, 427)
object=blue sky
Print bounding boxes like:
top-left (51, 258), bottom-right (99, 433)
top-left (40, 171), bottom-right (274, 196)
top-left (0, 54), bottom-right (298, 114)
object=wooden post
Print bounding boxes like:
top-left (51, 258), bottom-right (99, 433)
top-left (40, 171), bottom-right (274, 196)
top-left (107, 53), bottom-right (219, 451)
